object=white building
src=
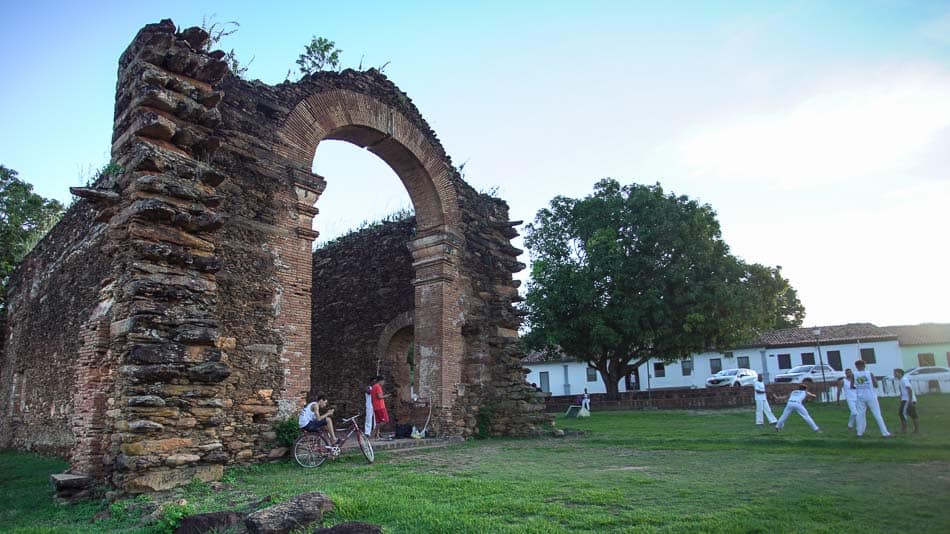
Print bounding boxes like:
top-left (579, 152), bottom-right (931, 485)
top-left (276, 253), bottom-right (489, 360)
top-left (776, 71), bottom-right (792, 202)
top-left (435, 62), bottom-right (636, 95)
top-left (523, 323), bottom-right (904, 392)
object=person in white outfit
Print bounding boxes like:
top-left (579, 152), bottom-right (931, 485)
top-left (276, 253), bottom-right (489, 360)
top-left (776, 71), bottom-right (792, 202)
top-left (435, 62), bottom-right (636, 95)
top-left (363, 381), bottom-right (375, 436)
top-left (836, 368), bottom-right (858, 431)
top-left (775, 384), bottom-right (820, 432)
top-left (582, 389), bottom-right (591, 411)
top-left (754, 374), bottom-right (777, 425)
top-left (893, 368), bottom-right (919, 434)
top-left (853, 360), bottom-right (890, 437)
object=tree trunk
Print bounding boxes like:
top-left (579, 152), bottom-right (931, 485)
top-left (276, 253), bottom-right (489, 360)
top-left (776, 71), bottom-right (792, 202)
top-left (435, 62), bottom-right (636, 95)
top-left (603, 368), bottom-right (624, 400)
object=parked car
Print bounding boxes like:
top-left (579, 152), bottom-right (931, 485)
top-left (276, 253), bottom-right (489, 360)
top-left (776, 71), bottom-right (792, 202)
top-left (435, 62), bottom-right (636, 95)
top-left (705, 368), bottom-right (758, 388)
top-left (774, 364), bottom-right (844, 384)
top-left (904, 366), bottom-right (950, 383)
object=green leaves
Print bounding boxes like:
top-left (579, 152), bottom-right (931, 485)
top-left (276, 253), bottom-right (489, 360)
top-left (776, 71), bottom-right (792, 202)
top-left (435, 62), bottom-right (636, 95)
top-left (297, 36), bottom-right (342, 75)
top-left (0, 165), bottom-right (65, 309)
top-left (523, 179), bottom-right (804, 397)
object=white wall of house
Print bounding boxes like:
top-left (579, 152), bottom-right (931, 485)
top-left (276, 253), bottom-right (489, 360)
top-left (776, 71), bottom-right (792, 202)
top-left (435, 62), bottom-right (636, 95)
top-left (524, 340), bottom-right (905, 393)
top-left (523, 361), bottom-right (631, 396)
top-left (644, 340), bottom-right (903, 388)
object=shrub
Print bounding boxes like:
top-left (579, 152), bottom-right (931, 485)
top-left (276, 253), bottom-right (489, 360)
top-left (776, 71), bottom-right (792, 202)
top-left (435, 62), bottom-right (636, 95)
top-left (273, 416), bottom-right (301, 447)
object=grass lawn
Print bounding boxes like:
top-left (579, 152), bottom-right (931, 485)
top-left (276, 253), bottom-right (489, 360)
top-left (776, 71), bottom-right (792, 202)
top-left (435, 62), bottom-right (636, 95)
top-left (2, 395), bottom-right (949, 533)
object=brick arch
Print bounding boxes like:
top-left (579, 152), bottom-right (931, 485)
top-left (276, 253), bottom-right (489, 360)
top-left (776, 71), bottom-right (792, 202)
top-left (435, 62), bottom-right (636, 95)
top-left (276, 89), bottom-right (461, 234)
top-left (271, 87), bottom-right (467, 432)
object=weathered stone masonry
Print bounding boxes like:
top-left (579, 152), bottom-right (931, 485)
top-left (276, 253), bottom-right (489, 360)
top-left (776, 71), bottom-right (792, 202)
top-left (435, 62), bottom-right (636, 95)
top-left (0, 19), bottom-right (550, 493)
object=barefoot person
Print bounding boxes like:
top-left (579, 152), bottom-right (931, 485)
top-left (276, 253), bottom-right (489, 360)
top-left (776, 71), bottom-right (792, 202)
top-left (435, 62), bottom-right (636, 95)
top-left (893, 368), bottom-right (919, 434)
top-left (370, 376), bottom-right (391, 440)
top-left (754, 373), bottom-right (778, 426)
top-left (836, 368), bottom-right (859, 431)
top-left (298, 394), bottom-right (339, 444)
top-left (775, 384), bottom-right (820, 433)
top-left (853, 360), bottom-right (891, 438)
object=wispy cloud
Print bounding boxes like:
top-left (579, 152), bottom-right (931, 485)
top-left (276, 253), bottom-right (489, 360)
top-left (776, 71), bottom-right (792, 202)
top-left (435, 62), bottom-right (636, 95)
top-left (677, 66), bottom-right (950, 189)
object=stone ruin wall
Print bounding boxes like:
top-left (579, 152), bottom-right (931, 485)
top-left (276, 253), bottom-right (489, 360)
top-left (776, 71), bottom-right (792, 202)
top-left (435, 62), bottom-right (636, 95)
top-left (0, 19), bottom-right (550, 494)
top-left (0, 201), bottom-right (116, 458)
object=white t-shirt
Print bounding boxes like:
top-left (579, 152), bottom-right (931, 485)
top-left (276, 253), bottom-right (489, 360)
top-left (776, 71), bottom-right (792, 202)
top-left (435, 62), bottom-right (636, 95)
top-left (900, 376), bottom-right (917, 403)
top-left (298, 401), bottom-right (317, 428)
top-left (787, 390), bottom-right (807, 404)
top-left (853, 370), bottom-right (874, 391)
top-left (754, 381), bottom-right (767, 400)
top-left (840, 378), bottom-right (857, 401)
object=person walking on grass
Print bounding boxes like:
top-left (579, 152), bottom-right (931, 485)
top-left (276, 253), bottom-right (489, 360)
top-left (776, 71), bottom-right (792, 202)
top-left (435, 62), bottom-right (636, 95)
top-left (836, 368), bottom-right (859, 431)
top-left (754, 373), bottom-right (778, 426)
top-left (853, 360), bottom-right (891, 438)
top-left (893, 368), bottom-right (919, 434)
top-left (775, 384), bottom-right (820, 433)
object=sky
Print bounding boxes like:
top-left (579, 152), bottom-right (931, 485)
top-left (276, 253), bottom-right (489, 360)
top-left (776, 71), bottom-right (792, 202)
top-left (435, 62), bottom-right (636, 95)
top-left (2, 0), bottom-right (949, 328)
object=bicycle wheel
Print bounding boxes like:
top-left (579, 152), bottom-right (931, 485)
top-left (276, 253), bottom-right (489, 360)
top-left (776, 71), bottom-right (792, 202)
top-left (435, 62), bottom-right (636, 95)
top-left (294, 434), bottom-right (328, 468)
top-left (355, 431), bottom-right (375, 464)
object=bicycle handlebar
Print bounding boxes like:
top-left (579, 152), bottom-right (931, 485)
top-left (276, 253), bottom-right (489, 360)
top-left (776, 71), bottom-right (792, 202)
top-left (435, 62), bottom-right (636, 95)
top-left (341, 415), bottom-right (360, 424)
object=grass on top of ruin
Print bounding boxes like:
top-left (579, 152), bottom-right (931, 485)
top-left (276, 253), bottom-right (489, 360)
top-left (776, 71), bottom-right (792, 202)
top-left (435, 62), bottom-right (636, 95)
top-left (2, 395), bottom-right (950, 533)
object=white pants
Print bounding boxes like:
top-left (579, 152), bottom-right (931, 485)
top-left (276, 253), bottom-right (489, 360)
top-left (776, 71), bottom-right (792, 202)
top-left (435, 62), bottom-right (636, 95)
top-left (845, 398), bottom-right (858, 429)
top-left (776, 402), bottom-right (819, 431)
top-left (582, 398), bottom-right (590, 411)
top-left (755, 398), bottom-right (777, 424)
top-left (856, 392), bottom-right (890, 437)
top-left (364, 394), bottom-right (375, 436)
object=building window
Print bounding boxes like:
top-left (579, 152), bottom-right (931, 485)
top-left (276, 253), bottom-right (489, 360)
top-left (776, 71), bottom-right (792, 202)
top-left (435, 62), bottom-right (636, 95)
top-left (586, 367), bottom-right (598, 382)
top-left (681, 359), bottom-right (693, 376)
top-left (860, 348), bottom-right (876, 364)
top-left (946, 352), bottom-right (950, 366)
top-left (737, 356), bottom-right (750, 369)
top-left (801, 352), bottom-right (815, 365)
top-left (653, 362), bottom-right (666, 378)
top-left (826, 350), bottom-right (842, 371)
top-left (918, 353), bottom-right (935, 366)
top-left (778, 354), bottom-right (791, 369)
top-left (710, 358), bottom-right (722, 374)
top-left (723, 351), bottom-right (734, 359)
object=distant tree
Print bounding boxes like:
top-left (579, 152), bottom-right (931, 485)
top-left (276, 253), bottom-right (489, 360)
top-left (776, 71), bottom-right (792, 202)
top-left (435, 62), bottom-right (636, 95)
top-left (297, 36), bottom-right (342, 75)
top-left (522, 179), bottom-right (805, 398)
top-left (0, 165), bottom-right (65, 309)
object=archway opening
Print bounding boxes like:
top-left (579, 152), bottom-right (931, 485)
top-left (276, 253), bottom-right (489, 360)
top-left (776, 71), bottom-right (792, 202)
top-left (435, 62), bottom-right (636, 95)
top-left (308, 139), bottom-right (420, 422)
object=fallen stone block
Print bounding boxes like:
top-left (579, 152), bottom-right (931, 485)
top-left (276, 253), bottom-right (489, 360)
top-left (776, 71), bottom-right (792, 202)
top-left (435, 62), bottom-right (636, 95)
top-left (245, 492), bottom-right (335, 534)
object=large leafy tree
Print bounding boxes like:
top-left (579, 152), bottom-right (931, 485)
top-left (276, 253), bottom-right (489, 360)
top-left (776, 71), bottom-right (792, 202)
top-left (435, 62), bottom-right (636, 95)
top-left (1, 165), bottom-right (65, 309)
top-left (522, 179), bottom-right (804, 398)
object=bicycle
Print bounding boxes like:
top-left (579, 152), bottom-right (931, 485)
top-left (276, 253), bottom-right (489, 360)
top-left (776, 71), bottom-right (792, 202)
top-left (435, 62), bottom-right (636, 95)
top-left (293, 414), bottom-right (375, 467)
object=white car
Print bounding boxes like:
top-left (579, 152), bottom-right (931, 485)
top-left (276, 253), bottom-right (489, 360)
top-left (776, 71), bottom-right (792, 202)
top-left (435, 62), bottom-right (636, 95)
top-left (705, 368), bottom-right (758, 388)
top-left (904, 366), bottom-right (950, 383)
top-left (774, 364), bottom-right (844, 384)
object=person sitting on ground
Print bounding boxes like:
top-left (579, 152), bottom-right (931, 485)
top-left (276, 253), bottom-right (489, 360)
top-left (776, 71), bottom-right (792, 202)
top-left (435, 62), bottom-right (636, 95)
top-left (298, 394), bottom-right (340, 444)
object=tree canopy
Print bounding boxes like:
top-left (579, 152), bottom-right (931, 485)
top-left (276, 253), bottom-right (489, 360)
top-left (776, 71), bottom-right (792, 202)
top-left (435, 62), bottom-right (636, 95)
top-left (0, 165), bottom-right (65, 309)
top-left (522, 179), bottom-right (804, 397)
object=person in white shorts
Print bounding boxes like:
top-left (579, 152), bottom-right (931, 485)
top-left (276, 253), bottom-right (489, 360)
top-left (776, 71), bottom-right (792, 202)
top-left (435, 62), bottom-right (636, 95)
top-left (893, 368), bottom-right (919, 434)
top-left (853, 360), bottom-right (890, 437)
top-left (775, 384), bottom-right (820, 432)
top-left (836, 368), bottom-right (858, 431)
top-left (754, 374), bottom-right (777, 425)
